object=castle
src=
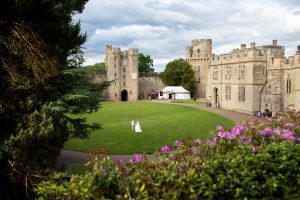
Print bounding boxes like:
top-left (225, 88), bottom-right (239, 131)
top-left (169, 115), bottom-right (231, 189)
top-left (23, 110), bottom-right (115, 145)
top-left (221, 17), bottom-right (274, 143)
top-left (93, 45), bottom-right (164, 101)
top-left (95, 40), bottom-right (300, 115)
top-left (186, 39), bottom-right (300, 114)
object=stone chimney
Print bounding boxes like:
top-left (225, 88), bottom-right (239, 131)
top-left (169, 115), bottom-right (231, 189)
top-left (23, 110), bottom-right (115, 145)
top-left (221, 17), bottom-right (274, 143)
top-left (272, 39), bottom-right (277, 46)
top-left (240, 44), bottom-right (246, 49)
top-left (251, 42), bottom-right (256, 48)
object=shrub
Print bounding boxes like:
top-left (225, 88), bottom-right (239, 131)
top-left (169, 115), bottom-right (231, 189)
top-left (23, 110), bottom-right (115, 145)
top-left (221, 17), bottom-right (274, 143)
top-left (35, 109), bottom-right (300, 199)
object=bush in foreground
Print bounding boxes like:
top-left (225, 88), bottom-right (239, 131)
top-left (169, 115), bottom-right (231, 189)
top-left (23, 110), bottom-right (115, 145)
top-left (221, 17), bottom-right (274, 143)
top-left (35, 109), bottom-right (300, 199)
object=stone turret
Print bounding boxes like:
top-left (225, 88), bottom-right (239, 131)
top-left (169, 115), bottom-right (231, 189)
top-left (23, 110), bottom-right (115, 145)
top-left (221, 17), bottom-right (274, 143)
top-left (186, 39), bottom-right (212, 98)
top-left (105, 45), bottom-right (139, 101)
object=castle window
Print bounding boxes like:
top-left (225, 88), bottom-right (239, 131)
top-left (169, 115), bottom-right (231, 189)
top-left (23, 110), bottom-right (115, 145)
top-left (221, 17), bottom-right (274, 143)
top-left (197, 66), bottom-right (200, 73)
top-left (225, 67), bottom-right (231, 80)
top-left (114, 82), bottom-right (116, 87)
top-left (286, 76), bottom-right (291, 93)
top-left (198, 77), bottom-right (201, 83)
top-left (238, 86), bottom-right (245, 102)
top-left (213, 69), bottom-right (218, 80)
top-left (123, 82), bottom-right (126, 86)
top-left (225, 85), bottom-right (231, 100)
top-left (123, 67), bottom-right (126, 73)
top-left (115, 73), bottom-right (116, 77)
top-left (123, 75), bottom-right (126, 79)
top-left (197, 49), bottom-right (200, 53)
top-left (115, 56), bottom-right (117, 61)
top-left (238, 66), bottom-right (245, 79)
top-left (115, 93), bottom-right (117, 97)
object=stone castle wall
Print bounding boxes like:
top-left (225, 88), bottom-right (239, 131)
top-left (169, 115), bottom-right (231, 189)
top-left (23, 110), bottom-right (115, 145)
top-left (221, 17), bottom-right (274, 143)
top-left (200, 38), bottom-right (300, 114)
top-left (186, 39), bottom-right (212, 98)
top-left (98, 46), bottom-right (165, 101)
top-left (139, 73), bottom-right (165, 99)
top-left (105, 45), bottom-right (139, 101)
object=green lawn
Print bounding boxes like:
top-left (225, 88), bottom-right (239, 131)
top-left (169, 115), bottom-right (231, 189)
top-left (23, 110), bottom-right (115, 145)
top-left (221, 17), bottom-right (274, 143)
top-left (64, 102), bottom-right (235, 154)
top-left (170, 99), bottom-right (205, 104)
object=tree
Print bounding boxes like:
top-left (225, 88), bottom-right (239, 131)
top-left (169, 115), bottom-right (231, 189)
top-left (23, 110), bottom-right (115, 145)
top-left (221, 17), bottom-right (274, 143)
top-left (0, 0), bottom-right (109, 198)
top-left (138, 53), bottom-right (155, 73)
top-left (88, 62), bottom-right (106, 71)
top-left (160, 58), bottom-right (196, 97)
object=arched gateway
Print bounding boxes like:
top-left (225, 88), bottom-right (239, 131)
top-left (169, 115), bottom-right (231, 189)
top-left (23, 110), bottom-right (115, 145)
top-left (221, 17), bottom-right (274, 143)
top-left (121, 90), bottom-right (128, 101)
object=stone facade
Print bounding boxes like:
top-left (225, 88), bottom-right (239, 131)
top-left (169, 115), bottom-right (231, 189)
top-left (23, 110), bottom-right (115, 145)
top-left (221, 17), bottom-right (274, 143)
top-left (199, 39), bottom-right (300, 114)
top-left (138, 72), bottom-right (165, 99)
top-left (93, 45), bottom-right (165, 101)
top-left (105, 45), bottom-right (139, 101)
top-left (186, 39), bottom-right (212, 98)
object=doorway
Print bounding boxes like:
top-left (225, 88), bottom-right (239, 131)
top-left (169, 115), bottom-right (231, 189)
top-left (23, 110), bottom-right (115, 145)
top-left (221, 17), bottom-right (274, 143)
top-left (121, 90), bottom-right (128, 101)
top-left (212, 88), bottom-right (218, 107)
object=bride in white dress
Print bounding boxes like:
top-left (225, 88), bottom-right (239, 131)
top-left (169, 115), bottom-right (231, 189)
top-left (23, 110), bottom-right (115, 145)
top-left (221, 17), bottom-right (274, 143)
top-left (135, 121), bottom-right (142, 133)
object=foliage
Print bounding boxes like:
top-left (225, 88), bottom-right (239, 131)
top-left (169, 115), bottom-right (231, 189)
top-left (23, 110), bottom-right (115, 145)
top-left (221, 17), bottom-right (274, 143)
top-left (64, 102), bottom-right (234, 154)
top-left (35, 108), bottom-right (300, 199)
top-left (0, 0), bottom-right (110, 198)
top-left (160, 58), bottom-right (196, 97)
top-left (138, 53), bottom-right (154, 73)
top-left (87, 62), bottom-right (106, 72)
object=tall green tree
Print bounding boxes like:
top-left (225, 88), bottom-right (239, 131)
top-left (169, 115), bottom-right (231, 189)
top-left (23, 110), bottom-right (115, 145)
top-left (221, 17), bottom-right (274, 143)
top-left (0, 0), bottom-right (109, 198)
top-left (160, 58), bottom-right (196, 97)
top-left (138, 53), bottom-right (155, 73)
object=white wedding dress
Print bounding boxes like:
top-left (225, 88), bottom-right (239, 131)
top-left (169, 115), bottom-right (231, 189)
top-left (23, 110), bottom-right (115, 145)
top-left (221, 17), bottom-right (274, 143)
top-left (135, 121), bottom-right (142, 133)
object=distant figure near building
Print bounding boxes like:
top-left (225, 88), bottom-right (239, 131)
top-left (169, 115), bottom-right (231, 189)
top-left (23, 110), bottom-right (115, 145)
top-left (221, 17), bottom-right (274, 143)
top-left (131, 120), bottom-right (135, 130)
top-left (135, 121), bottom-right (142, 133)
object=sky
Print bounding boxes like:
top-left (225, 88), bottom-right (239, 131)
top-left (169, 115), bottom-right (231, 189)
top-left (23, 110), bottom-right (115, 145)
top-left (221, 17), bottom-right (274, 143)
top-left (73, 0), bottom-right (300, 72)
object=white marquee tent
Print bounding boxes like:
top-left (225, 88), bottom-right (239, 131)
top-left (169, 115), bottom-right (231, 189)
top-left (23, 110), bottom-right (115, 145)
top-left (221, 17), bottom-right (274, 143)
top-left (158, 86), bottom-right (191, 100)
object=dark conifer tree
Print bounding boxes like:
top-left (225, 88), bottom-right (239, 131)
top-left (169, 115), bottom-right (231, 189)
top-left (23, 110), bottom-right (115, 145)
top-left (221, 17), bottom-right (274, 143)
top-left (0, 0), bottom-right (109, 198)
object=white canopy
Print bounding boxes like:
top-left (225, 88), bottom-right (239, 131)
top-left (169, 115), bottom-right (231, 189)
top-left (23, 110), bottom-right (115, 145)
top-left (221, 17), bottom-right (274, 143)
top-left (161, 86), bottom-right (190, 93)
top-left (159, 86), bottom-right (191, 100)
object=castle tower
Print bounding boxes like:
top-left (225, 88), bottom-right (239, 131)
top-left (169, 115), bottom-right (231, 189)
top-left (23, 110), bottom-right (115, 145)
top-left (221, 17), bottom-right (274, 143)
top-left (186, 39), bottom-right (212, 98)
top-left (294, 46), bottom-right (300, 110)
top-left (105, 45), bottom-right (139, 101)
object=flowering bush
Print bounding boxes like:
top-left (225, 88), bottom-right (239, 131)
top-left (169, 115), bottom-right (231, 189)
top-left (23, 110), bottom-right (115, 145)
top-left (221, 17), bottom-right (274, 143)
top-left (35, 109), bottom-right (300, 199)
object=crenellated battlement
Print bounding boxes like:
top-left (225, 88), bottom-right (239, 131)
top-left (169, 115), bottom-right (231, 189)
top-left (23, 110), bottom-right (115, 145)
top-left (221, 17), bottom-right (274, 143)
top-left (211, 40), bottom-right (285, 66)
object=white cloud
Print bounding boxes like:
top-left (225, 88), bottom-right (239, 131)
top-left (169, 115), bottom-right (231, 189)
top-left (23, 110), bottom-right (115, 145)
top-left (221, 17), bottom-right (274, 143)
top-left (74, 0), bottom-right (300, 71)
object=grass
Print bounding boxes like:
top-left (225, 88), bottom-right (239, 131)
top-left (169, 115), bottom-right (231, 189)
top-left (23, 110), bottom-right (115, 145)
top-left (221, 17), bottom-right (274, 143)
top-left (64, 102), bottom-right (235, 155)
top-left (170, 99), bottom-right (205, 104)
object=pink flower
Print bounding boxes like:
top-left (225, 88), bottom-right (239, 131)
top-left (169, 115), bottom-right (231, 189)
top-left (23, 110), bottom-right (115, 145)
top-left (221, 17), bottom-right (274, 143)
top-left (206, 139), bottom-right (213, 145)
top-left (273, 129), bottom-right (281, 135)
top-left (237, 137), bottom-right (251, 144)
top-left (130, 154), bottom-right (143, 163)
top-left (252, 146), bottom-right (258, 154)
top-left (174, 140), bottom-right (183, 147)
top-left (213, 136), bottom-right (219, 143)
top-left (115, 159), bottom-right (123, 165)
top-left (261, 127), bottom-right (272, 136)
top-left (225, 132), bottom-right (234, 140)
top-left (160, 145), bottom-right (171, 154)
top-left (194, 138), bottom-right (201, 144)
top-left (231, 125), bottom-right (246, 135)
top-left (284, 122), bottom-right (294, 127)
top-left (217, 130), bottom-right (226, 138)
top-left (216, 125), bottom-right (223, 130)
top-left (282, 129), bottom-right (295, 141)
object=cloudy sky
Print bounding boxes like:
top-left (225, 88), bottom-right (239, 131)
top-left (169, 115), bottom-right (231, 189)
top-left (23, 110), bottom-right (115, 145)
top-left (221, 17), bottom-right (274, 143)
top-left (73, 0), bottom-right (300, 72)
